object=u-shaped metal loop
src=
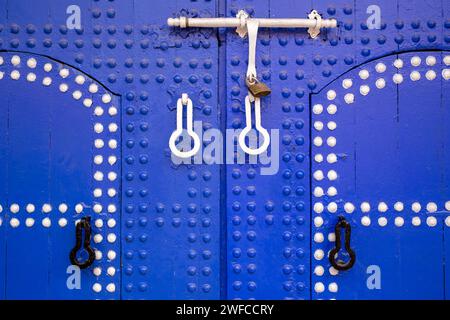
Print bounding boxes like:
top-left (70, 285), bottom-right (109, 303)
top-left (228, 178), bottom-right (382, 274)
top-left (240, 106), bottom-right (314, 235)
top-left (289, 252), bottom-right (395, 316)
top-left (329, 216), bottom-right (356, 271)
top-left (238, 95), bottom-right (270, 155)
top-left (69, 216), bottom-right (95, 270)
top-left (169, 94), bottom-right (201, 158)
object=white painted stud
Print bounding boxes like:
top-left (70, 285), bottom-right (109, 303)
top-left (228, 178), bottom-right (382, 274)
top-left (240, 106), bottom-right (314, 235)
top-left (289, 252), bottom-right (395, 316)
top-left (314, 266), bottom-right (325, 276)
top-left (10, 218), bottom-right (20, 228)
top-left (378, 202), bottom-right (388, 213)
top-left (446, 216), bottom-right (450, 227)
top-left (313, 104), bottom-right (323, 115)
top-left (95, 219), bottom-right (103, 228)
top-left (75, 75), bottom-right (85, 85)
top-left (344, 202), bottom-right (355, 214)
top-left (94, 234), bottom-right (103, 243)
top-left (313, 203), bottom-right (324, 214)
top-left (393, 59), bottom-right (404, 69)
top-left (106, 283), bottom-right (116, 293)
top-left (361, 216), bottom-right (371, 226)
top-left (442, 69), bottom-right (450, 80)
top-left (412, 216), bottom-right (421, 227)
top-left (58, 218), bottom-right (68, 227)
top-left (94, 123), bottom-right (104, 133)
top-left (107, 250), bottom-right (116, 260)
top-left (10, 204), bottom-right (20, 214)
top-left (11, 55), bottom-right (21, 66)
top-left (11, 70), bottom-right (20, 80)
top-left (313, 137), bottom-right (323, 147)
top-left (42, 77), bottom-right (52, 86)
top-left (44, 63), bottom-right (52, 72)
top-left (92, 283), bottom-right (102, 293)
top-left (314, 121), bottom-right (324, 131)
top-left (426, 70), bottom-right (437, 80)
top-left (394, 216), bottom-right (404, 227)
top-left (327, 137), bottom-right (337, 147)
top-left (94, 139), bottom-right (104, 148)
top-left (94, 107), bottom-right (104, 116)
top-left (108, 156), bottom-right (117, 165)
top-left (410, 56), bottom-right (421, 67)
top-left (108, 123), bottom-right (118, 133)
top-left (59, 68), bottom-right (69, 78)
top-left (327, 187), bottom-right (338, 197)
top-left (314, 232), bottom-right (324, 243)
top-left (75, 203), bottom-right (83, 214)
top-left (329, 267), bottom-right (339, 276)
top-left (426, 202), bottom-right (438, 213)
top-left (107, 218), bottom-right (116, 228)
top-left (59, 83), bottom-right (69, 92)
top-left (107, 188), bottom-right (117, 197)
top-left (446, 201), bottom-right (450, 211)
top-left (27, 73), bottom-right (36, 82)
top-left (327, 170), bottom-right (338, 181)
top-left (327, 90), bottom-right (337, 100)
top-left (444, 56), bottom-right (450, 66)
top-left (0, 71), bottom-right (4, 80)
top-left (42, 204), bottom-right (52, 213)
top-left (426, 216), bottom-right (437, 227)
top-left (93, 267), bottom-right (102, 277)
top-left (375, 78), bottom-right (386, 89)
top-left (108, 139), bottom-right (118, 149)
top-left (360, 85), bottom-right (370, 96)
top-left (0, 56), bottom-right (3, 65)
top-left (342, 78), bottom-right (353, 89)
top-left (393, 73), bottom-right (403, 84)
top-left (328, 233), bottom-right (336, 242)
top-left (42, 217), bottom-right (51, 228)
top-left (102, 94), bottom-right (112, 104)
top-left (107, 204), bottom-right (116, 213)
top-left (410, 71), bottom-right (421, 81)
top-left (327, 202), bottom-right (338, 213)
top-left (314, 249), bottom-right (324, 260)
top-left (89, 83), bottom-right (99, 93)
top-left (83, 99), bottom-right (93, 107)
top-left (327, 121), bottom-right (337, 130)
top-left (375, 62), bottom-right (386, 73)
top-left (95, 251), bottom-right (102, 260)
top-left (394, 202), bottom-right (404, 212)
top-left (425, 56), bottom-right (436, 66)
top-left (94, 155), bottom-right (103, 165)
top-left (313, 187), bottom-right (324, 197)
top-left (327, 104), bottom-right (337, 114)
top-left (25, 218), bottom-right (35, 227)
top-left (314, 216), bottom-right (324, 227)
top-left (26, 203), bottom-right (35, 213)
top-left (378, 217), bottom-right (387, 227)
top-left (93, 188), bottom-right (102, 198)
top-left (314, 154), bottom-right (324, 163)
top-left (361, 202), bottom-right (371, 213)
top-left (344, 93), bottom-right (354, 104)
top-left (107, 267), bottom-right (116, 276)
top-left (314, 282), bottom-right (325, 293)
top-left (72, 90), bottom-right (82, 100)
top-left (27, 58), bottom-right (37, 68)
top-left (327, 153), bottom-right (337, 163)
top-left (108, 106), bottom-right (118, 116)
top-left (359, 69), bottom-right (369, 80)
top-left (328, 282), bottom-right (338, 293)
top-left (313, 170), bottom-right (324, 181)
top-left (93, 204), bottom-right (103, 213)
top-left (412, 202), bottom-right (421, 213)
top-left (108, 172), bottom-right (117, 181)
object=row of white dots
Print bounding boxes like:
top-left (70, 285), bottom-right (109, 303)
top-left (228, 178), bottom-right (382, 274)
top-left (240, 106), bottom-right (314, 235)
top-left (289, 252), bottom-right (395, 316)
top-left (313, 201), bottom-right (450, 214)
top-left (0, 202), bottom-right (118, 214)
top-left (1, 217), bottom-right (117, 229)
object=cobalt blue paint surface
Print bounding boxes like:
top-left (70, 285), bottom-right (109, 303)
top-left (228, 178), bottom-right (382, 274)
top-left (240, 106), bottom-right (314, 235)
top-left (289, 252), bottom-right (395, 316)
top-left (0, 0), bottom-right (448, 300)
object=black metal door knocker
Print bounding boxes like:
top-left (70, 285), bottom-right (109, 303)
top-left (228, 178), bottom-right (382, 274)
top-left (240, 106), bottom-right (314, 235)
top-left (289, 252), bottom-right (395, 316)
top-left (70, 216), bottom-right (95, 269)
top-left (329, 216), bottom-right (356, 271)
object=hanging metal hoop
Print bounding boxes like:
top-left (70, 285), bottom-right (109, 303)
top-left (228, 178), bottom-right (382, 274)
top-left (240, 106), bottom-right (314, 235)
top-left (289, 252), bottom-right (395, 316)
top-left (169, 94), bottom-right (201, 158)
top-left (69, 216), bottom-right (95, 269)
top-left (329, 216), bottom-right (356, 271)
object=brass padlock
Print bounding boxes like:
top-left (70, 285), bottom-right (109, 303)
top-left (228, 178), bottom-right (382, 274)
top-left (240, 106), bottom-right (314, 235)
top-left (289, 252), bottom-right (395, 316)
top-left (246, 76), bottom-right (271, 97)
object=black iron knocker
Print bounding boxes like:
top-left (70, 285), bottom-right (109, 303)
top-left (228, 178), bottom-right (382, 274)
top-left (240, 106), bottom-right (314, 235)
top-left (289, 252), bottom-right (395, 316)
top-left (329, 216), bottom-right (356, 271)
top-left (70, 216), bottom-right (95, 269)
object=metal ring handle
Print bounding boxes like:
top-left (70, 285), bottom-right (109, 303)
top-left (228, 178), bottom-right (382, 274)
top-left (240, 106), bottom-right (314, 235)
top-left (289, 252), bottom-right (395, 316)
top-left (329, 216), bottom-right (356, 271)
top-left (69, 216), bottom-right (95, 269)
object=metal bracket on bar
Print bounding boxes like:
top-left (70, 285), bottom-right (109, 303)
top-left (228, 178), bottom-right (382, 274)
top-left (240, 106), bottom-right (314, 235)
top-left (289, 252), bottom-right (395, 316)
top-left (167, 9), bottom-right (337, 38)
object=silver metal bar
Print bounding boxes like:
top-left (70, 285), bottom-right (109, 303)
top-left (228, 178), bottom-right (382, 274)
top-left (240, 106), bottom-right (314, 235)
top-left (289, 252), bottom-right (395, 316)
top-left (167, 17), bottom-right (337, 29)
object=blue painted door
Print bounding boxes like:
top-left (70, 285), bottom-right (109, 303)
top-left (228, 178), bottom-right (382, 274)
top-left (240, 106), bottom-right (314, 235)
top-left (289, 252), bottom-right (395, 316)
top-left (311, 51), bottom-right (449, 299)
top-left (0, 52), bottom-right (121, 299)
